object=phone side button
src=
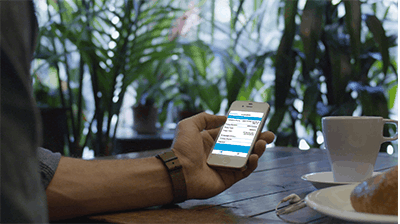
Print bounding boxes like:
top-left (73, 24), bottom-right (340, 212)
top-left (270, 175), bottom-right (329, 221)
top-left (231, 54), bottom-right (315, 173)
top-left (222, 157), bottom-right (231, 164)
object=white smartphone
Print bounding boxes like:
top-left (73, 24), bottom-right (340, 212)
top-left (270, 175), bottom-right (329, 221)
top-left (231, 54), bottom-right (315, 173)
top-left (207, 101), bottom-right (270, 169)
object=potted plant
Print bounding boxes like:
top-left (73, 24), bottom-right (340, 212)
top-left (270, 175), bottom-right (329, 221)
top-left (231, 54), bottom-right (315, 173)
top-left (132, 58), bottom-right (177, 133)
top-left (132, 96), bottom-right (158, 134)
top-left (33, 0), bottom-right (185, 156)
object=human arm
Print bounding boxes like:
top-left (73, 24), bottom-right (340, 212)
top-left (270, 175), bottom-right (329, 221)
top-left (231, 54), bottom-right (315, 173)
top-left (45, 112), bottom-right (275, 221)
top-left (46, 155), bottom-right (174, 220)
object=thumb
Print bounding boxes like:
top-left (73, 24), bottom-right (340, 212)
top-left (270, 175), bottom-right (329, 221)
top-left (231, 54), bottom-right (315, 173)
top-left (191, 112), bottom-right (227, 131)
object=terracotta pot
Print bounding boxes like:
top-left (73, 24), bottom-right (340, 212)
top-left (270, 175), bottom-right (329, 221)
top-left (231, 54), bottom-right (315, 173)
top-left (177, 110), bottom-right (203, 121)
top-left (133, 104), bottom-right (158, 134)
top-left (39, 107), bottom-right (68, 155)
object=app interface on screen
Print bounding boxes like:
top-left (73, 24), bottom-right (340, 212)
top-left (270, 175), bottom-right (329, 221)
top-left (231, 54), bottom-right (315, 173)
top-left (212, 110), bottom-right (263, 157)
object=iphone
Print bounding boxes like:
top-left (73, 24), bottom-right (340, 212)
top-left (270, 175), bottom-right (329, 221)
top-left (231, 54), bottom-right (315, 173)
top-left (207, 101), bottom-right (270, 169)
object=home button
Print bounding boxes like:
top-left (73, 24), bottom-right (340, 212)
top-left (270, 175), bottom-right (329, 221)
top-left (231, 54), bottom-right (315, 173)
top-left (222, 157), bottom-right (231, 164)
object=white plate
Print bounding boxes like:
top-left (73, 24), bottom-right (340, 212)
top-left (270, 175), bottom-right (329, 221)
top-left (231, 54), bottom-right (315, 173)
top-left (301, 172), bottom-right (381, 189)
top-left (305, 184), bottom-right (398, 223)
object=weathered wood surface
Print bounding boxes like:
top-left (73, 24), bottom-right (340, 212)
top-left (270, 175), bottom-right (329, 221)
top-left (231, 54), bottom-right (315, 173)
top-left (89, 147), bottom-right (398, 223)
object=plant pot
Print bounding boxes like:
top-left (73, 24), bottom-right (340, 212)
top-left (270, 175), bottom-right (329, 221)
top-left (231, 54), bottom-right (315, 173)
top-left (177, 110), bottom-right (203, 121)
top-left (39, 107), bottom-right (68, 155)
top-left (133, 104), bottom-right (158, 134)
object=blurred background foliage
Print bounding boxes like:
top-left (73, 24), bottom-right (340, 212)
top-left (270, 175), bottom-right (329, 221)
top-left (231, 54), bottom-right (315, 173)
top-left (268, 0), bottom-right (398, 151)
top-left (32, 0), bottom-right (397, 157)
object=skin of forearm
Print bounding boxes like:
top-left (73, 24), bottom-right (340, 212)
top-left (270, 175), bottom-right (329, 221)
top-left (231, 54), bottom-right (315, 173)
top-left (46, 156), bottom-right (174, 221)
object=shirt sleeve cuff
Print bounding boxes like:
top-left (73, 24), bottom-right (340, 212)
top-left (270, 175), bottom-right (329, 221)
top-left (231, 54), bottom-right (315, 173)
top-left (37, 147), bottom-right (62, 189)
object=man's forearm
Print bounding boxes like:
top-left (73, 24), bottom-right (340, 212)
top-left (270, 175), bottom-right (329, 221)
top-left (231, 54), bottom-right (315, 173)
top-left (46, 156), bottom-right (174, 221)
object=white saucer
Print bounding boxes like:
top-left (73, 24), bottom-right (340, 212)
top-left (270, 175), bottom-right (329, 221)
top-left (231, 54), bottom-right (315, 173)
top-left (305, 184), bottom-right (398, 223)
top-left (301, 172), bottom-right (381, 189)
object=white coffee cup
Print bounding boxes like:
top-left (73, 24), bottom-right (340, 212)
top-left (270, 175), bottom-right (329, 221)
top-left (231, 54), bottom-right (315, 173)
top-left (322, 116), bottom-right (398, 182)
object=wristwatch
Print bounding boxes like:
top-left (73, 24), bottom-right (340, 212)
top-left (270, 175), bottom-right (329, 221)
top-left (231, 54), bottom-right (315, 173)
top-left (156, 151), bottom-right (187, 203)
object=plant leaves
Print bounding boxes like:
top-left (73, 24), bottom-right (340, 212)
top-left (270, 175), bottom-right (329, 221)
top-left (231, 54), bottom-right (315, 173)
top-left (182, 41), bottom-right (211, 78)
top-left (274, 0), bottom-right (297, 108)
top-left (267, 106), bottom-right (288, 134)
top-left (198, 83), bottom-right (221, 114)
top-left (225, 58), bottom-right (246, 107)
top-left (269, 0), bottom-right (298, 134)
top-left (344, 0), bottom-right (361, 76)
top-left (300, 0), bottom-right (324, 76)
top-left (302, 84), bottom-right (320, 122)
top-left (365, 15), bottom-right (389, 75)
top-left (327, 44), bottom-right (352, 105)
top-left (388, 83), bottom-right (397, 109)
top-left (359, 89), bottom-right (389, 117)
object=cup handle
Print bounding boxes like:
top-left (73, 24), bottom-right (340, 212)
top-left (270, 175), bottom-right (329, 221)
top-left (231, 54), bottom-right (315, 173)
top-left (382, 119), bottom-right (398, 142)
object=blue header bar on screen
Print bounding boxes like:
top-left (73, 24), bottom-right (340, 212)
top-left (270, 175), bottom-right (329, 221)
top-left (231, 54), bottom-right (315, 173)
top-left (227, 115), bottom-right (262, 121)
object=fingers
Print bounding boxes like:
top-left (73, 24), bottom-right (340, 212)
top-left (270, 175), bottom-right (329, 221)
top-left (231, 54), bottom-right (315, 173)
top-left (258, 131), bottom-right (275, 144)
top-left (242, 154), bottom-right (258, 177)
top-left (241, 132), bottom-right (274, 178)
top-left (253, 139), bottom-right (267, 158)
top-left (251, 131), bottom-right (274, 160)
top-left (190, 112), bottom-right (227, 132)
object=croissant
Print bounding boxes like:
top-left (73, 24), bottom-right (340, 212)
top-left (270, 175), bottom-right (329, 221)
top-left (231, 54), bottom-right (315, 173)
top-left (350, 165), bottom-right (398, 215)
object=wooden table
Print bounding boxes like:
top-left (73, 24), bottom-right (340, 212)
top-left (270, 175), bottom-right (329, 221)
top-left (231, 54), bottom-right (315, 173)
top-left (87, 147), bottom-right (398, 223)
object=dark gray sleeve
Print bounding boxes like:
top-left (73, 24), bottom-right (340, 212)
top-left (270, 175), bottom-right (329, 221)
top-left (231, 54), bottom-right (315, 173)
top-left (37, 147), bottom-right (62, 189)
top-left (1, 2), bottom-right (50, 223)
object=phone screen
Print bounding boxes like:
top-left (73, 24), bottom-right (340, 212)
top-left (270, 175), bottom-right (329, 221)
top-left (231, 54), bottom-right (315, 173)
top-left (211, 110), bottom-right (264, 157)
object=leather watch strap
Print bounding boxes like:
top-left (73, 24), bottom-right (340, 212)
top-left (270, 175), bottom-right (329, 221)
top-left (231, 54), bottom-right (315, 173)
top-left (156, 151), bottom-right (187, 203)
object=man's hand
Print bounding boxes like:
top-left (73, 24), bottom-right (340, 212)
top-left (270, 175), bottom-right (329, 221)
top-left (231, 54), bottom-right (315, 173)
top-left (171, 112), bottom-right (275, 200)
